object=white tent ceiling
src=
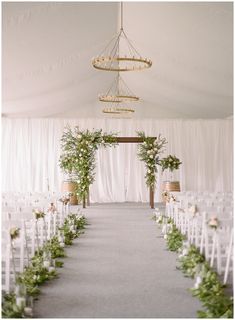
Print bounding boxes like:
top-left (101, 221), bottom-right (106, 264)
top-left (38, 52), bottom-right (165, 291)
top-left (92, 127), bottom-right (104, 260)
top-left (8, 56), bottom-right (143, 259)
top-left (2, 2), bottom-right (233, 118)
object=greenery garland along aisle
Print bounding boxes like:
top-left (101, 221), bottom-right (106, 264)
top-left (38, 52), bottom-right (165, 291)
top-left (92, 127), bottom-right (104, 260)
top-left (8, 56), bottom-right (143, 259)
top-left (2, 213), bottom-right (87, 318)
top-left (59, 126), bottom-right (118, 200)
top-left (154, 206), bottom-right (233, 318)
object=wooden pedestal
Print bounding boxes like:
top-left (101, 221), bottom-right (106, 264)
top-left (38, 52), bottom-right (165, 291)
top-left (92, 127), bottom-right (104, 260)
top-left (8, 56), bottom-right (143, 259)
top-left (62, 181), bottom-right (79, 205)
top-left (162, 181), bottom-right (180, 202)
top-left (162, 181), bottom-right (180, 192)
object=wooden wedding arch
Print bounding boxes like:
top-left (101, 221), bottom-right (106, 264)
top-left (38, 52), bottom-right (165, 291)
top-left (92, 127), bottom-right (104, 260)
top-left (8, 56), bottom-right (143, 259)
top-left (83, 136), bottom-right (156, 209)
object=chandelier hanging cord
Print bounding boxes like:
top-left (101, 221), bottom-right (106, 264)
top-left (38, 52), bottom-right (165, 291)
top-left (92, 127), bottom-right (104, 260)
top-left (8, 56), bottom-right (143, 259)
top-left (99, 72), bottom-right (139, 103)
top-left (99, 29), bottom-right (142, 61)
top-left (120, 2), bottom-right (142, 57)
top-left (121, 1), bottom-right (123, 30)
top-left (92, 1), bottom-right (152, 71)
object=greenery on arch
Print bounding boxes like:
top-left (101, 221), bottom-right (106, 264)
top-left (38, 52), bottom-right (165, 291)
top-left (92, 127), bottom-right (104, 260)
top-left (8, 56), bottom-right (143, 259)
top-left (59, 126), bottom-right (118, 199)
top-left (136, 131), bottom-right (167, 189)
top-left (59, 126), bottom-right (181, 200)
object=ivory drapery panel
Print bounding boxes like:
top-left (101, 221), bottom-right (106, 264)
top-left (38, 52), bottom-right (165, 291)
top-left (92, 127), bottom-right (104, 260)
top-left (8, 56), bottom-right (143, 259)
top-left (2, 118), bottom-right (233, 202)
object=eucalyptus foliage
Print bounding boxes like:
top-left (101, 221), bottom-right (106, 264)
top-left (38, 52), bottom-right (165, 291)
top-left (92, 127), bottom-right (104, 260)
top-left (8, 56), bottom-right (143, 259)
top-left (178, 245), bottom-right (205, 278)
top-left (2, 214), bottom-right (88, 318)
top-left (59, 214), bottom-right (87, 245)
top-left (2, 293), bottom-right (24, 318)
top-left (2, 251), bottom-right (58, 318)
top-left (16, 249), bottom-right (59, 297)
top-left (59, 126), bottom-right (118, 199)
top-left (191, 268), bottom-right (233, 318)
top-left (162, 228), bottom-right (233, 318)
top-left (137, 131), bottom-right (167, 189)
top-left (43, 236), bottom-right (66, 259)
top-left (166, 224), bottom-right (185, 251)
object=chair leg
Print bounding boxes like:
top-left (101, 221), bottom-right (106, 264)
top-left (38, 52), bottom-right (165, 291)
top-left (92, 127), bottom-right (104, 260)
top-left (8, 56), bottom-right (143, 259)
top-left (205, 231), bottom-right (209, 260)
top-left (200, 225), bottom-right (204, 254)
top-left (210, 232), bottom-right (216, 268)
top-left (216, 236), bottom-right (222, 275)
top-left (20, 229), bottom-right (25, 273)
top-left (223, 231), bottom-right (233, 284)
top-left (5, 244), bottom-right (11, 293)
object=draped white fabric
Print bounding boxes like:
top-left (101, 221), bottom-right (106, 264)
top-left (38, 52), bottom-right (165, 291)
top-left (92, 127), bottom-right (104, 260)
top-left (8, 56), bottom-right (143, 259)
top-left (3, 3), bottom-right (233, 119)
top-left (2, 118), bottom-right (233, 202)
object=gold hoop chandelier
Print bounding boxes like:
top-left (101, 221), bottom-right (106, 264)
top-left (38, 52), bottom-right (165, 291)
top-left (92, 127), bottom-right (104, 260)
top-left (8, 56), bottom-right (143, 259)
top-left (92, 3), bottom-right (152, 72)
top-left (102, 104), bottom-right (135, 114)
top-left (99, 73), bottom-right (139, 103)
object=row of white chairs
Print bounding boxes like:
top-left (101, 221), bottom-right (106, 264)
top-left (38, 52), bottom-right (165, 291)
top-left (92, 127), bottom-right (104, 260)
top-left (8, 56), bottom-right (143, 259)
top-left (2, 196), bottom-right (79, 293)
top-left (2, 191), bottom-right (63, 208)
top-left (177, 191), bottom-right (233, 197)
top-left (162, 192), bottom-right (233, 285)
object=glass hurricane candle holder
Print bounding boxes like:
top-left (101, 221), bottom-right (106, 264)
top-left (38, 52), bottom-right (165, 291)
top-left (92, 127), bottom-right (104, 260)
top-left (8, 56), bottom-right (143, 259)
top-left (15, 283), bottom-right (26, 297)
top-left (24, 296), bottom-right (33, 317)
top-left (43, 250), bottom-right (51, 261)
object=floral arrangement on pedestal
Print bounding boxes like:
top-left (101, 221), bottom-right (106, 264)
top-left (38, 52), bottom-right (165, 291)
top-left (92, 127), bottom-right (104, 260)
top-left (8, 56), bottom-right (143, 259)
top-left (160, 155), bottom-right (182, 181)
top-left (137, 131), bottom-right (167, 189)
top-left (162, 191), bottom-right (177, 203)
top-left (59, 126), bottom-right (118, 201)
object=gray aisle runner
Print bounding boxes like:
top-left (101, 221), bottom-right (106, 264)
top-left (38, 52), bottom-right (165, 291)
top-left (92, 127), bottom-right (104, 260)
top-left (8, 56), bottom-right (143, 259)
top-left (34, 203), bottom-right (201, 318)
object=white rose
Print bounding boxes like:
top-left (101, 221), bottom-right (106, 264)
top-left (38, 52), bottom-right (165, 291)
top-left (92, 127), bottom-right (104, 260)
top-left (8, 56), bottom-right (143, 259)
top-left (189, 205), bottom-right (196, 214)
top-left (163, 234), bottom-right (168, 240)
top-left (150, 155), bottom-right (154, 159)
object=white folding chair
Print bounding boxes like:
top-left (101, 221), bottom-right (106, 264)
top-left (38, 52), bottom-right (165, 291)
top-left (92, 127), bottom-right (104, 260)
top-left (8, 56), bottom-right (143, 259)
top-left (210, 219), bottom-right (233, 275)
top-left (223, 228), bottom-right (233, 284)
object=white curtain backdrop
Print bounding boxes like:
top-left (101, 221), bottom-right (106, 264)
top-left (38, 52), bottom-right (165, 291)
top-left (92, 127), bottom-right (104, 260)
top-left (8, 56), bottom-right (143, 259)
top-left (2, 118), bottom-right (233, 202)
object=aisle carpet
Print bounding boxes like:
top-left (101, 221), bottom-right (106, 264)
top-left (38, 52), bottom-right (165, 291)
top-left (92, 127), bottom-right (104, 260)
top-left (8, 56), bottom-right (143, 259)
top-left (34, 203), bottom-right (202, 318)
